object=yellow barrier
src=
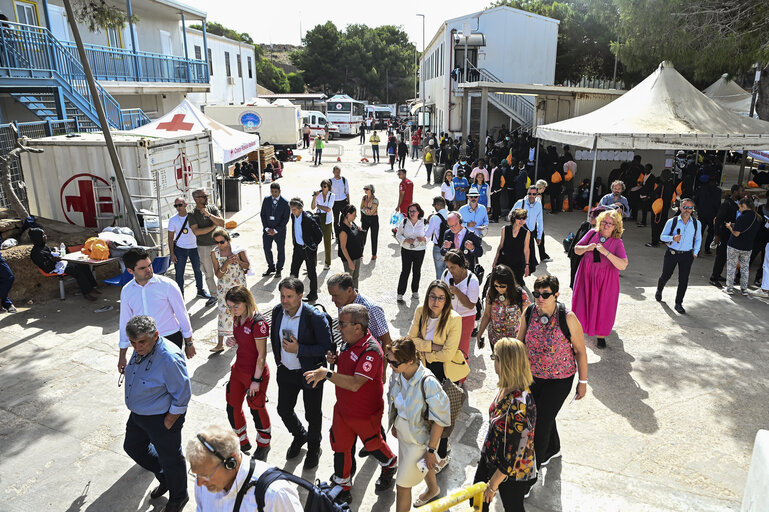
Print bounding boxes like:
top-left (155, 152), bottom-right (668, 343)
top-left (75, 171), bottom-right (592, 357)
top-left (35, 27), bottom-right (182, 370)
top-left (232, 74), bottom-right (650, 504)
top-left (414, 482), bottom-right (488, 512)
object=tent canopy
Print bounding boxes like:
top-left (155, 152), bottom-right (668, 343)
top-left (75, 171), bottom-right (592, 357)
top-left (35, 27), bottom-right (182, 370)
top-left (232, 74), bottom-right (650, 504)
top-left (703, 74), bottom-right (754, 116)
top-left (535, 61), bottom-right (769, 150)
top-left (128, 99), bottom-right (259, 164)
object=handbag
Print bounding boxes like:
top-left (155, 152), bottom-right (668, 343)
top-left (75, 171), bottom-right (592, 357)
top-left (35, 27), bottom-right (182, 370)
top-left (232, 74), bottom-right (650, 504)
top-left (420, 374), bottom-right (466, 431)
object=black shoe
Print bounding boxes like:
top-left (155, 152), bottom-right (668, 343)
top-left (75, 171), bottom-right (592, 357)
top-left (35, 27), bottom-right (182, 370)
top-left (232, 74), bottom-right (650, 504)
top-left (286, 434), bottom-right (307, 459)
top-left (645, 243), bottom-right (658, 248)
top-left (241, 442), bottom-right (252, 455)
top-left (205, 296), bottom-right (217, 307)
top-left (262, 268), bottom-right (275, 277)
top-left (275, 269), bottom-right (282, 278)
top-left (304, 446), bottom-right (321, 469)
top-left (162, 496), bottom-right (189, 512)
top-left (471, 327), bottom-right (478, 337)
top-left (306, 293), bottom-right (318, 302)
top-left (196, 290), bottom-right (212, 299)
top-left (709, 278), bottom-right (723, 288)
top-left (335, 490), bottom-right (353, 505)
top-left (674, 304), bottom-right (686, 314)
top-left (150, 481), bottom-right (168, 500)
top-left (654, 290), bottom-right (662, 302)
top-left (358, 447), bottom-right (370, 458)
top-left (254, 445), bottom-right (271, 461)
top-left (596, 337), bottom-right (606, 348)
top-left (375, 464), bottom-right (397, 491)
top-left (713, 275), bottom-right (725, 282)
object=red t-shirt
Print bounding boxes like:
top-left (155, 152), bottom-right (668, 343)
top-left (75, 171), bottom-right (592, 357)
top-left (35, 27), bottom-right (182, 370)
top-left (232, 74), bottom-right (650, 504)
top-left (399, 179), bottom-right (414, 214)
top-left (232, 314), bottom-right (270, 376)
top-left (335, 333), bottom-right (383, 418)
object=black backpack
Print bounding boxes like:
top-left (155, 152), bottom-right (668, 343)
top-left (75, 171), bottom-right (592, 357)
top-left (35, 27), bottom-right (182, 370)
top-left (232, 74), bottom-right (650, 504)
top-left (234, 458), bottom-right (350, 512)
top-left (434, 213), bottom-right (449, 246)
top-left (524, 302), bottom-right (571, 341)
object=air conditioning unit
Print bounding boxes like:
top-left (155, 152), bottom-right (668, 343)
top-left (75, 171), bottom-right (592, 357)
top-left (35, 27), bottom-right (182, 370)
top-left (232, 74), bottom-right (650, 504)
top-left (227, 77), bottom-right (236, 85)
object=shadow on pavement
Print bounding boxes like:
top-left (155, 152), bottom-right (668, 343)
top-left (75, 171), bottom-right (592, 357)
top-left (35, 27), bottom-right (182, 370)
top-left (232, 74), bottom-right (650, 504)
top-left (82, 464), bottom-right (158, 512)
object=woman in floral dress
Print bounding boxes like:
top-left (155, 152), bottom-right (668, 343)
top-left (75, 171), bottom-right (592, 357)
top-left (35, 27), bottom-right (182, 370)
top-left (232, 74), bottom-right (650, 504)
top-left (478, 265), bottom-right (530, 351)
top-left (210, 227), bottom-right (249, 352)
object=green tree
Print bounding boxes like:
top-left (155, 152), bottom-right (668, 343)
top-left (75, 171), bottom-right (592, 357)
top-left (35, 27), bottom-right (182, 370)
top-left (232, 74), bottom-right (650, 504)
top-left (287, 72), bottom-right (305, 93)
top-left (189, 21), bottom-right (253, 44)
top-left (257, 59), bottom-right (289, 93)
top-left (290, 22), bottom-right (343, 94)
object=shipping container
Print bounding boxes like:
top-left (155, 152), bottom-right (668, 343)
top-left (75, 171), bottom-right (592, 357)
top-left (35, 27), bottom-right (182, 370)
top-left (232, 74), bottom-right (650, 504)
top-left (205, 103), bottom-right (302, 149)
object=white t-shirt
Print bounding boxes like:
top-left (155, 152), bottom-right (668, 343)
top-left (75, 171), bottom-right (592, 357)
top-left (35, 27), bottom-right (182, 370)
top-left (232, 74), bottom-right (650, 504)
top-left (442, 270), bottom-right (479, 318)
top-left (425, 317), bottom-right (439, 341)
top-left (330, 177), bottom-right (349, 201)
top-left (315, 192), bottom-right (335, 224)
top-left (167, 213), bottom-right (197, 249)
top-left (441, 182), bottom-right (455, 201)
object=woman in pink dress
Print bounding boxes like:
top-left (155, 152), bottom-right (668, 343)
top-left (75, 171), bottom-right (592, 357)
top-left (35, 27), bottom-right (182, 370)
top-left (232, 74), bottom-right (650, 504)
top-left (571, 209), bottom-right (629, 349)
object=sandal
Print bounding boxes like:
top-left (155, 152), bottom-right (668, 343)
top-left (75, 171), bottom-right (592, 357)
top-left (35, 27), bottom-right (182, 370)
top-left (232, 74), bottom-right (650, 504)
top-left (210, 346), bottom-right (225, 353)
top-left (413, 487), bottom-right (440, 508)
top-left (434, 455), bottom-right (450, 474)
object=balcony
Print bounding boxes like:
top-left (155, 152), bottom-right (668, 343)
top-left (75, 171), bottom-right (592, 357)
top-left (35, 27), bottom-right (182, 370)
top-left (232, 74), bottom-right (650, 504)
top-left (60, 41), bottom-right (209, 84)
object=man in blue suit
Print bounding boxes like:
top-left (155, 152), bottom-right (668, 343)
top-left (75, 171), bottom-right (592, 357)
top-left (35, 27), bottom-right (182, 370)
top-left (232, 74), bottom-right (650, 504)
top-left (440, 211), bottom-right (484, 270)
top-left (260, 183), bottom-right (290, 277)
top-left (289, 197), bottom-right (323, 302)
top-left (270, 277), bottom-right (333, 469)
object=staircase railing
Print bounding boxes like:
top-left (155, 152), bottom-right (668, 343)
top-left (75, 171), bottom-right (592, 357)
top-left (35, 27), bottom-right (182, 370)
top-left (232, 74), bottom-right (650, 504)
top-left (0, 21), bottom-right (125, 129)
top-left (457, 60), bottom-right (534, 129)
top-left (121, 108), bottom-right (151, 129)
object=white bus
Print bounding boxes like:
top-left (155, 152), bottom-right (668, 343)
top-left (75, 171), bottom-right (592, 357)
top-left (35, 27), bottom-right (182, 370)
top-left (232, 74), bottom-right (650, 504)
top-left (364, 104), bottom-right (395, 130)
top-left (326, 94), bottom-right (365, 135)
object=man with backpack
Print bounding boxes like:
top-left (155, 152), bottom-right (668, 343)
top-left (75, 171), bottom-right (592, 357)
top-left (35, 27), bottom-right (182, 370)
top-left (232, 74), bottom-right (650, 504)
top-left (425, 196), bottom-right (451, 278)
top-left (187, 425), bottom-right (302, 510)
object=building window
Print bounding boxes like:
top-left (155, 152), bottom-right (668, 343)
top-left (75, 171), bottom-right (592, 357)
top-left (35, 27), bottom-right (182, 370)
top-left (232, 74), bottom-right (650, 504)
top-left (14, 0), bottom-right (39, 26)
top-left (225, 51), bottom-right (231, 77)
top-left (247, 56), bottom-right (252, 78)
top-left (237, 54), bottom-right (242, 78)
top-left (106, 25), bottom-right (123, 49)
top-left (208, 48), bottom-right (213, 75)
top-left (194, 45), bottom-right (201, 60)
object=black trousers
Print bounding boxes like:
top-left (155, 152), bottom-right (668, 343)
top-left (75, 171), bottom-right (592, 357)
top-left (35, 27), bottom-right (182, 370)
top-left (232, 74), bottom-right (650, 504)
top-left (650, 212), bottom-right (668, 246)
top-left (490, 191), bottom-right (502, 221)
top-left (474, 454), bottom-right (533, 512)
top-left (165, 330), bottom-right (183, 350)
top-left (639, 198), bottom-right (652, 225)
top-left (276, 365), bottom-right (325, 447)
top-left (290, 245), bottom-right (318, 296)
top-left (549, 184), bottom-right (562, 213)
top-left (332, 200), bottom-right (349, 237)
top-left (700, 216), bottom-right (716, 251)
top-left (530, 374), bottom-right (573, 468)
top-left (536, 230), bottom-right (550, 261)
top-left (361, 214), bottom-right (379, 256)
top-left (397, 247), bottom-right (426, 295)
top-left (711, 233), bottom-right (729, 279)
top-left (424, 163), bottom-right (433, 184)
top-left (64, 262), bottom-right (97, 295)
top-left (303, 134), bottom-right (310, 148)
top-left (388, 154), bottom-right (396, 169)
top-left (398, 155), bottom-right (406, 169)
top-left (657, 249), bottom-right (694, 305)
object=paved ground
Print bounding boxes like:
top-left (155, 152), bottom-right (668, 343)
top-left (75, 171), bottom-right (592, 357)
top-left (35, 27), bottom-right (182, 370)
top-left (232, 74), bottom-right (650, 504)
top-left (1, 136), bottom-right (767, 512)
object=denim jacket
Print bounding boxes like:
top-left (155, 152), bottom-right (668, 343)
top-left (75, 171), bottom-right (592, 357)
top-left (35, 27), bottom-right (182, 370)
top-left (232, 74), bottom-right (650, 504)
top-left (387, 363), bottom-right (451, 445)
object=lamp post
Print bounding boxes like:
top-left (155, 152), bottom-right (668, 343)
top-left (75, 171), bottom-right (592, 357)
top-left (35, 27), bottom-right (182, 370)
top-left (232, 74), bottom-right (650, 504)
top-left (416, 14), bottom-right (425, 129)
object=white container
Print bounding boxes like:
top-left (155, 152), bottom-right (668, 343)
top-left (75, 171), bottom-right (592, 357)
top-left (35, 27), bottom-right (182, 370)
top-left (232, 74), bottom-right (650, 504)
top-left (205, 103), bottom-right (303, 149)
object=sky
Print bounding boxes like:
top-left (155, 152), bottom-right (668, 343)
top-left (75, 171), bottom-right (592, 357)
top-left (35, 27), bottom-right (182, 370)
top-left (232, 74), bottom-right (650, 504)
top-left (181, 0), bottom-right (493, 48)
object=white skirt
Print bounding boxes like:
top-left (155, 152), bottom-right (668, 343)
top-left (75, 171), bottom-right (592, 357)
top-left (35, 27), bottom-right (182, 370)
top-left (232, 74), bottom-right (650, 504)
top-left (394, 416), bottom-right (428, 488)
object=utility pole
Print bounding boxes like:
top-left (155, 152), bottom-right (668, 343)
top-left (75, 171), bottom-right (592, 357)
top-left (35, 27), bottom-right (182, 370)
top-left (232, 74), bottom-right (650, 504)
top-left (612, 34), bottom-right (620, 84)
top-left (739, 62), bottom-right (762, 185)
top-left (416, 14), bottom-right (425, 129)
top-left (62, 0), bottom-right (147, 245)
top-left (385, 68), bottom-right (389, 105)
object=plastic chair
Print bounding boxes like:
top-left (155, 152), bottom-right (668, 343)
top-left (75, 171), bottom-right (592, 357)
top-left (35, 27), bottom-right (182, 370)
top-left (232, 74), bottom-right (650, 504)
top-left (152, 255), bottom-right (171, 275)
top-left (38, 267), bottom-right (67, 300)
top-left (104, 269), bottom-right (133, 287)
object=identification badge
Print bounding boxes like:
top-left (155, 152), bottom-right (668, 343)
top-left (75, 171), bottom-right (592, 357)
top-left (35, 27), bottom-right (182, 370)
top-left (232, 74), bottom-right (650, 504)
top-left (269, 216), bottom-right (275, 220)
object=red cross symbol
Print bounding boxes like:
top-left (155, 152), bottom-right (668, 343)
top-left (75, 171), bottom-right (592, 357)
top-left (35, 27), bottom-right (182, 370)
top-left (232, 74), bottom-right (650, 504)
top-left (157, 114), bottom-right (194, 132)
top-left (174, 152), bottom-right (193, 191)
top-left (60, 174), bottom-right (117, 228)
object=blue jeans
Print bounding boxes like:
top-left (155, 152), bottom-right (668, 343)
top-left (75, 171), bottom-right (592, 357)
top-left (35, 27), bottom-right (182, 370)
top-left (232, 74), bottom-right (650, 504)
top-left (314, 149), bottom-right (323, 165)
top-left (263, 230), bottom-right (286, 271)
top-left (433, 244), bottom-right (446, 279)
top-left (123, 412), bottom-right (187, 501)
top-left (0, 253), bottom-right (14, 309)
top-left (173, 246), bottom-right (203, 296)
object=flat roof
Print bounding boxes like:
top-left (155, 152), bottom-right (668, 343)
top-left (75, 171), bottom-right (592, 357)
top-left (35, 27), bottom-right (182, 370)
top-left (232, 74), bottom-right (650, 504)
top-left (457, 82), bottom-right (626, 97)
top-left (151, 0), bottom-right (206, 18)
top-left (260, 93), bottom-right (327, 99)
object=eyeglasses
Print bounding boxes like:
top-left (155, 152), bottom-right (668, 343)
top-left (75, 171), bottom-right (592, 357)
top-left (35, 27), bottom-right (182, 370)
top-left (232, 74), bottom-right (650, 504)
top-left (386, 358), bottom-right (402, 368)
top-left (681, 206), bottom-right (694, 210)
top-left (188, 463), bottom-right (221, 483)
top-left (174, 204), bottom-right (185, 208)
top-left (408, 209), bottom-right (418, 214)
top-left (532, 290), bottom-right (554, 299)
top-left (428, 294), bottom-right (446, 302)
top-left (600, 221), bottom-right (615, 227)
top-left (215, 240), bottom-right (227, 245)
top-left (338, 321), bottom-right (357, 328)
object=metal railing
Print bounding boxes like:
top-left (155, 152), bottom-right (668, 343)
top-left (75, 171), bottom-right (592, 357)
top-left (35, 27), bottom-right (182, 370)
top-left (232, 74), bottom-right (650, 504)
top-left (60, 41), bottom-right (208, 83)
top-left (414, 482), bottom-right (487, 511)
top-left (121, 108), bottom-right (151, 129)
top-left (562, 76), bottom-right (625, 90)
top-left (0, 21), bottom-right (124, 129)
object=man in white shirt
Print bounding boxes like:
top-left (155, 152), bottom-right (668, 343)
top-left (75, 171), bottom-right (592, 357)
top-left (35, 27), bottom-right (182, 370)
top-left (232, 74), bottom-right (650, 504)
top-left (425, 196), bottom-right (450, 278)
top-left (187, 425), bottom-right (302, 512)
top-left (167, 196), bottom-right (203, 298)
top-left (330, 166), bottom-right (351, 237)
top-left (459, 188), bottom-right (489, 238)
top-left (117, 248), bottom-right (195, 374)
top-left (510, 185), bottom-right (545, 248)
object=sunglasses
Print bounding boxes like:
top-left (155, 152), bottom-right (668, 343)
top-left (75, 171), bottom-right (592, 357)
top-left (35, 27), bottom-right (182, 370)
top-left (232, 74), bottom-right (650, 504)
top-left (681, 206), bottom-right (694, 210)
top-left (532, 290), bottom-right (554, 299)
top-left (386, 358), bottom-right (402, 368)
top-left (215, 240), bottom-right (227, 245)
top-left (174, 204), bottom-right (185, 208)
top-left (493, 283), bottom-right (507, 289)
top-left (527, 192), bottom-right (537, 196)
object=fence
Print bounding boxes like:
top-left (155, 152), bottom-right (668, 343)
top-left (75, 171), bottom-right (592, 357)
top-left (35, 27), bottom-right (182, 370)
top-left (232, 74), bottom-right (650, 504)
top-left (0, 119), bottom-right (80, 210)
top-left (413, 482), bottom-right (487, 511)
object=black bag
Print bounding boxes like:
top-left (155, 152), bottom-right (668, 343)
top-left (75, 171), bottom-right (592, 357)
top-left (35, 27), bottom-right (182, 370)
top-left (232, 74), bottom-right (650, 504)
top-left (562, 232), bottom-right (574, 254)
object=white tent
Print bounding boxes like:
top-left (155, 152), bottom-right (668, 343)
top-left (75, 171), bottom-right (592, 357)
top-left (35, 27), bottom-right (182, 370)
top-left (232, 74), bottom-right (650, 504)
top-left (128, 99), bottom-right (260, 164)
top-left (535, 61), bottom-right (769, 151)
top-left (703, 74), bottom-right (754, 116)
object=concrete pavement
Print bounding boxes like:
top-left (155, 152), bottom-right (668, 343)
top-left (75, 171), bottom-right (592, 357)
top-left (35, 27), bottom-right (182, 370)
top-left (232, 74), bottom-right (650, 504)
top-left (1, 136), bottom-right (767, 511)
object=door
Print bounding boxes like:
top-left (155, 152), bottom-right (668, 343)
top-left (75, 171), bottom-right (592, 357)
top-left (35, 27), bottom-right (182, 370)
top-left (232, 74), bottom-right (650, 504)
top-left (159, 30), bottom-right (172, 55)
top-left (47, 4), bottom-right (69, 40)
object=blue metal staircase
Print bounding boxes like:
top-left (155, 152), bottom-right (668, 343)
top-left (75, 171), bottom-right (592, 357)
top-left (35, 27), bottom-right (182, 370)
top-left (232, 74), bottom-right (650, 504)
top-left (0, 21), bottom-right (150, 130)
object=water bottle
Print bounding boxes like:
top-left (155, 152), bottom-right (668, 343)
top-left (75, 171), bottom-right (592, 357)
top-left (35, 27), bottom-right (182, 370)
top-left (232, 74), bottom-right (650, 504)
top-left (59, 243), bottom-right (66, 255)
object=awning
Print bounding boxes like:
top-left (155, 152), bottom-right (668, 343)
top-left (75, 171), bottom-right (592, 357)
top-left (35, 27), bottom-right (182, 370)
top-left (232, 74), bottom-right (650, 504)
top-left (410, 102), bottom-right (424, 114)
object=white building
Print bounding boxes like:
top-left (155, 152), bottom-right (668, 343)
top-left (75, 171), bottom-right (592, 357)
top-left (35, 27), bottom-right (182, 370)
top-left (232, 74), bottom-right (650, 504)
top-left (185, 28), bottom-right (257, 108)
top-left (420, 6), bottom-right (559, 136)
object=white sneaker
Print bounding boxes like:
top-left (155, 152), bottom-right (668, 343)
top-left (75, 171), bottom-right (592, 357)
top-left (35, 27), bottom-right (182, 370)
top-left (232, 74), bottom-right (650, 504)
top-left (540, 450), bottom-right (561, 466)
top-left (741, 288), bottom-right (749, 296)
top-left (541, 257), bottom-right (553, 263)
top-left (750, 289), bottom-right (769, 298)
top-left (412, 292), bottom-right (420, 299)
top-left (323, 264), bottom-right (330, 270)
top-left (725, 287), bottom-right (735, 295)
top-left (397, 295), bottom-right (404, 303)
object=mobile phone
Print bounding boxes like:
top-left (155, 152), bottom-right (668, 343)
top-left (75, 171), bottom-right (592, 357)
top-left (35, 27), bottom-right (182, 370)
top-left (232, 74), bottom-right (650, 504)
top-left (449, 277), bottom-right (455, 286)
top-left (282, 329), bottom-right (292, 342)
top-left (569, 392), bottom-right (578, 405)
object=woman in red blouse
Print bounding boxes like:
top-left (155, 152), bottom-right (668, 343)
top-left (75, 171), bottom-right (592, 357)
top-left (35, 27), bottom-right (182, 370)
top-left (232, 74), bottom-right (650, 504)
top-left (224, 285), bottom-right (271, 460)
top-left (473, 338), bottom-right (537, 511)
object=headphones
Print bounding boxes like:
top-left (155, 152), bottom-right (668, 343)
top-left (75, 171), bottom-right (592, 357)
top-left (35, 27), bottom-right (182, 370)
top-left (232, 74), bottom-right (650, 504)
top-left (196, 434), bottom-right (237, 470)
top-left (536, 312), bottom-right (552, 326)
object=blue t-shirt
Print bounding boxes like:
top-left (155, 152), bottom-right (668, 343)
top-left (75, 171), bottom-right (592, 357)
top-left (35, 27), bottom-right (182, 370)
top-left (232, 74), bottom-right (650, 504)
top-left (475, 183), bottom-right (489, 207)
top-left (452, 177), bottom-right (469, 201)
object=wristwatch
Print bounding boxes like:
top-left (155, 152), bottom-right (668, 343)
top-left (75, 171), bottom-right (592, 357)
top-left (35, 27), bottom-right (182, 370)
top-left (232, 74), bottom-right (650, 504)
top-left (251, 376), bottom-right (264, 383)
top-left (326, 371), bottom-right (333, 380)
top-left (184, 341), bottom-right (194, 347)
top-left (426, 447), bottom-right (436, 454)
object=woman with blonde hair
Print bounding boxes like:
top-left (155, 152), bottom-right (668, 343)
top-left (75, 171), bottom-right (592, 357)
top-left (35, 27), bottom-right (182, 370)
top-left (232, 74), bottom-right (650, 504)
top-left (386, 337), bottom-right (451, 510)
top-left (210, 227), bottom-right (249, 352)
top-left (571, 208), bottom-right (629, 348)
top-left (408, 280), bottom-right (467, 471)
top-left (473, 338), bottom-right (537, 511)
top-left (223, 285), bottom-right (271, 459)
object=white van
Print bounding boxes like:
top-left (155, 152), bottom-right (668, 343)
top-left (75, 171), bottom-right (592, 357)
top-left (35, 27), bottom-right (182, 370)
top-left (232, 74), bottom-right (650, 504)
top-left (301, 110), bottom-right (340, 140)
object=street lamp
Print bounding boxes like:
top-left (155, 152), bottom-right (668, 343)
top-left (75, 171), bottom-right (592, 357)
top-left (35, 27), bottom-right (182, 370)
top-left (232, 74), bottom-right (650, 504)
top-left (416, 14), bottom-right (425, 129)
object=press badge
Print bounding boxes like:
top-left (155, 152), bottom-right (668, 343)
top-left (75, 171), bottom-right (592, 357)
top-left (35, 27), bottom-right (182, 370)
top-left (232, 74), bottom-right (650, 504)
top-left (269, 216), bottom-right (275, 220)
